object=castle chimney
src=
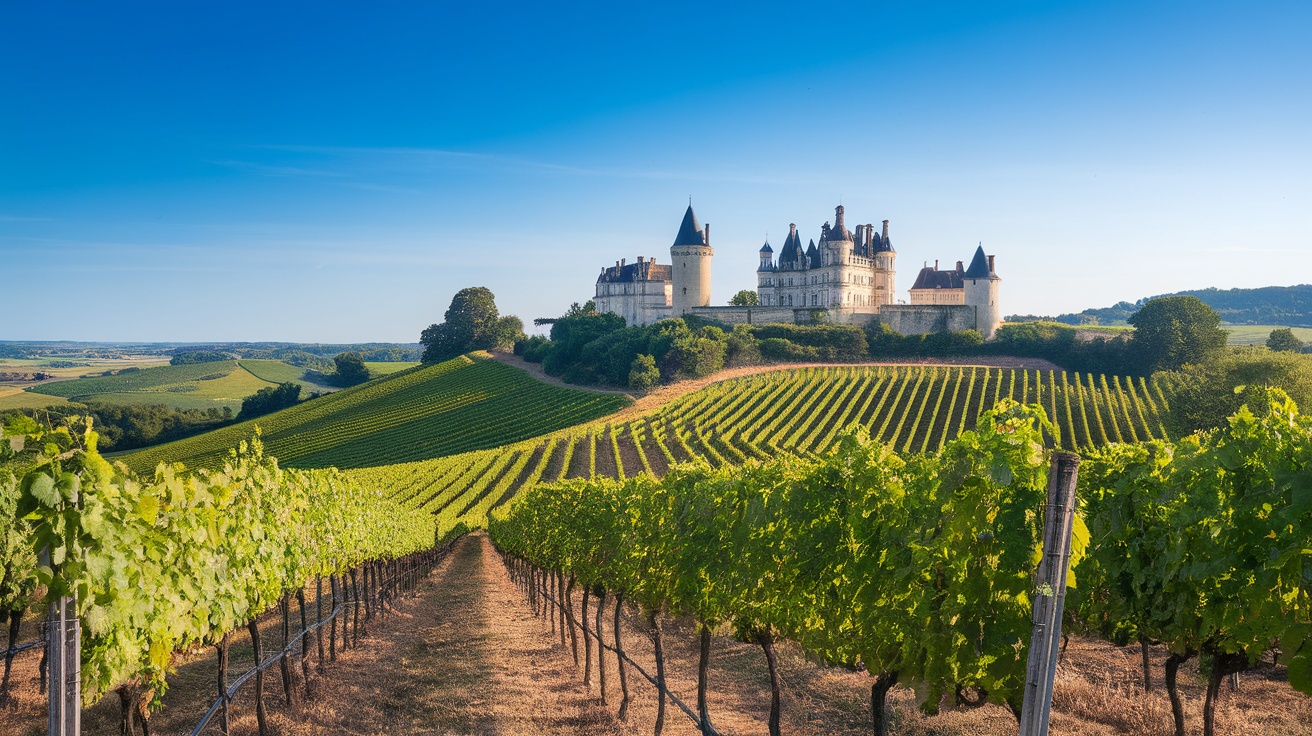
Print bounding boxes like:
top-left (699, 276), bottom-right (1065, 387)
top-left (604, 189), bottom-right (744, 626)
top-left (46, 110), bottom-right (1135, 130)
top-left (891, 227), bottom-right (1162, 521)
top-left (704, 223), bottom-right (710, 246)
top-left (956, 260), bottom-right (963, 272)
top-left (935, 260), bottom-right (939, 270)
top-left (881, 220), bottom-right (889, 240)
top-left (988, 255), bottom-right (995, 273)
top-left (621, 258), bottom-right (626, 266)
top-left (638, 255), bottom-right (644, 264)
top-left (834, 205), bottom-right (845, 235)
top-left (615, 261), bottom-right (620, 269)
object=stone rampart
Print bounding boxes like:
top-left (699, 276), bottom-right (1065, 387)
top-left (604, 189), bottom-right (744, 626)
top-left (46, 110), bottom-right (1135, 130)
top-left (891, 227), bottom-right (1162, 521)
top-left (878, 304), bottom-right (978, 335)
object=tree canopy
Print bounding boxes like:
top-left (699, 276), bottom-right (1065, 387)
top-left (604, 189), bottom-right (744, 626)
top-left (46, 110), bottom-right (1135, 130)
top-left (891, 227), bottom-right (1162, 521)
top-left (237, 382), bottom-right (302, 420)
top-left (420, 287), bottom-right (524, 363)
top-left (332, 351), bottom-right (371, 386)
top-left (1267, 327), bottom-right (1305, 353)
top-left (729, 289), bottom-right (760, 306)
top-left (1128, 296), bottom-right (1227, 372)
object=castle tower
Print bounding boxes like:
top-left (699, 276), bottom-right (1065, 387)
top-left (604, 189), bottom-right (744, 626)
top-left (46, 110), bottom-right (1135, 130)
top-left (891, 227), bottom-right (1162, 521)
top-left (670, 204), bottom-right (713, 316)
top-left (963, 244), bottom-right (1001, 339)
top-left (871, 219), bottom-right (897, 307)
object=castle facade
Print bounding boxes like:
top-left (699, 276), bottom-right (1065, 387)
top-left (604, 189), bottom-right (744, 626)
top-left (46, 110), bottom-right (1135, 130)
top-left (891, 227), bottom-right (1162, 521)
top-left (592, 204), bottom-right (1002, 338)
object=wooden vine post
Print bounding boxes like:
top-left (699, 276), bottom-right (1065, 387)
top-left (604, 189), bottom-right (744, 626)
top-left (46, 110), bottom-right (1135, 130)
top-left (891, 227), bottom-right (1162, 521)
top-left (45, 561), bottom-right (80, 736)
top-left (1018, 452), bottom-right (1080, 736)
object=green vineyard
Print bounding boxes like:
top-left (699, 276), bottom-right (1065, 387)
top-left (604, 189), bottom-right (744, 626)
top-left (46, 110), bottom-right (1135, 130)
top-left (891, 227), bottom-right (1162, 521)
top-left (349, 364), bottom-right (1171, 534)
top-left (28, 359), bottom-right (248, 398)
top-left (119, 355), bottom-right (632, 472)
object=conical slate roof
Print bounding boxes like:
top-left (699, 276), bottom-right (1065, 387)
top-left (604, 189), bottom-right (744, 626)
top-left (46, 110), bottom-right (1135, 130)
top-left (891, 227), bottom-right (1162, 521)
top-left (672, 205), bottom-right (706, 247)
top-left (759, 240), bottom-right (773, 253)
top-left (964, 245), bottom-right (991, 278)
top-left (778, 225), bottom-right (801, 265)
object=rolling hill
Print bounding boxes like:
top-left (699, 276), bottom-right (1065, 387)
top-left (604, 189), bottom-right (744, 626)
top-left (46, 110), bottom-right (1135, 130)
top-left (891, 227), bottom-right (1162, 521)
top-left (118, 354), bottom-right (632, 473)
top-left (347, 364), bottom-right (1171, 535)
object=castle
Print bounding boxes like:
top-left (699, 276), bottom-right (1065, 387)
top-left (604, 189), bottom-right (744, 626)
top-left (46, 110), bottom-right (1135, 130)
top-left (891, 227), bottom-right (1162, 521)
top-left (593, 204), bottom-right (1002, 338)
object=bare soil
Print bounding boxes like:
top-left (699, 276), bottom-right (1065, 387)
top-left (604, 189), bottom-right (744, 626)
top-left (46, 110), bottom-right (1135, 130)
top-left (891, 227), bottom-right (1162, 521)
top-left (5, 533), bottom-right (1307, 735)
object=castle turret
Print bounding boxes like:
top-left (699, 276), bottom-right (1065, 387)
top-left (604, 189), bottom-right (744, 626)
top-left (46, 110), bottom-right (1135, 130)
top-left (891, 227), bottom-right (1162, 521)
top-left (670, 205), bottom-right (713, 316)
top-left (963, 244), bottom-right (1001, 339)
top-left (757, 240), bottom-right (773, 270)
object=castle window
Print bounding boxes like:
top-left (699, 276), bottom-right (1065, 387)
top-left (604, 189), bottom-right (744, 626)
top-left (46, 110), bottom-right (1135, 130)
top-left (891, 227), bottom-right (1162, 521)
top-left (682, 287), bottom-right (687, 295)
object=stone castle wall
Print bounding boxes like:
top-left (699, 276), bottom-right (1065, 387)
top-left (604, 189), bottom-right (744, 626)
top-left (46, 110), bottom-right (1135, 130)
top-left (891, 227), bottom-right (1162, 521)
top-left (878, 304), bottom-right (979, 336)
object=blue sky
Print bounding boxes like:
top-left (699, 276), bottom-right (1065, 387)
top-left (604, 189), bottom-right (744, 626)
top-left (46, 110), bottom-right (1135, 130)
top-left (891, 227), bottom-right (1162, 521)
top-left (2, 1), bottom-right (1308, 342)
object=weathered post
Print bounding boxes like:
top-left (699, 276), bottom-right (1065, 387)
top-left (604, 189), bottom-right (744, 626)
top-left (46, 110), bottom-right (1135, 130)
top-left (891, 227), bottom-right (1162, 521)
top-left (1019, 452), bottom-right (1080, 736)
top-left (47, 590), bottom-right (80, 736)
top-left (42, 545), bottom-right (80, 736)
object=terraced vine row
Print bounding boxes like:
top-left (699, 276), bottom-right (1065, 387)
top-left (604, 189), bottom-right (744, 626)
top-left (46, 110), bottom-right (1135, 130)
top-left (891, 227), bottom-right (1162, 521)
top-left (120, 355), bottom-right (631, 472)
top-left (348, 365), bottom-right (1171, 535)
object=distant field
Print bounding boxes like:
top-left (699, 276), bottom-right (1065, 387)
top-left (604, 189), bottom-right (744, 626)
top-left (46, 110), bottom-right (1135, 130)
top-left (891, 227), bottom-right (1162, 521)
top-left (0, 356), bottom-right (169, 381)
top-left (83, 366), bottom-right (279, 412)
top-left (238, 359), bottom-right (338, 396)
top-left (365, 361), bottom-right (420, 375)
top-left (0, 386), bottom-right (70, 410)
top-left (23, 360), bottom-right (288, 411)
top-left (28, 360), bottom-right (245, 397)
top-left (1222, 324), bottom-right (1312, 346)
top-left (119, 355), bottom-right (632, 473)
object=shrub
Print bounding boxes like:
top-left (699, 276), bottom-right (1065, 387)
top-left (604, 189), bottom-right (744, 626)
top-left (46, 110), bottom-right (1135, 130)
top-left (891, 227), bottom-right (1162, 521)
top-left (628, 354), bottom-right (660, 391)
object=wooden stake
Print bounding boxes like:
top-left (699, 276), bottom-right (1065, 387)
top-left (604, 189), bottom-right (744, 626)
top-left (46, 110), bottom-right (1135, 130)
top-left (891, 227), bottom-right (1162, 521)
top-left (1018, 452), bottom-right (1080, 736)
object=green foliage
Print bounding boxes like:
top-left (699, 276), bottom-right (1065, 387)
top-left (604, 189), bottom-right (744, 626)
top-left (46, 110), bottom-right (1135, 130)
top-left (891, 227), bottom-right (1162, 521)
top-left (489, 401), bottom-right (1082, 714)
top-left (0, 470), bottom-right (38, 618)
top-left (1129, 296), bottom-right (1228, 372)
top-left (533, 311), bottom-right (866, 387)
top-left (332, 351), bottom-right (371, 387)
top-left (750, 324), bottom-right (867, 361)
top-left (1075, 390), bottom-right (1312, 705)
top-left (121, 356), bottom-right (630, 473)
top-left (13, 421), bottom-right (434, 708)
top-left (236, 381), bottom-right (302, 421)
top-left (1268, 327), bottom-right (1306, 353)
top-left (1156, 349), bottom-right (1312, 435)
top-left (420, 286), bottom-right (522, 363)
top-left (169, 351), bottom-right (230, 365)
top-left (728, 289), bottom-right (760, 306)
top-left (81, 402), bottom-right (233, 451)
top-left (627, 354), bottom-right (660, 391)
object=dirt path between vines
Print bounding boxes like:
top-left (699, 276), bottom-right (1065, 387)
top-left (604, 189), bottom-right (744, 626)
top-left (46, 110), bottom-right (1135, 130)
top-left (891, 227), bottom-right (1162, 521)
top-left (8, 531), bottom-right (1307, 736)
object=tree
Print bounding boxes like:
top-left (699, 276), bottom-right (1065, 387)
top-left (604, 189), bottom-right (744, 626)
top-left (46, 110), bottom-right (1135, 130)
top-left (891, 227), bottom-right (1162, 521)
top-left (420, 287), bottom-right (522, 363)
top-left (627, 355), bottom-right (660, 391)
top-left (1267, 327), bottom-right (1305, 353)
top-left (1128, 296), bottom-right (1228, 372)
top-left (332, 352), bottom-right (371, 386)
top-left (237, 382), bottom-right (302, 420)
top-left (729, 290), bottom-right (760, 306)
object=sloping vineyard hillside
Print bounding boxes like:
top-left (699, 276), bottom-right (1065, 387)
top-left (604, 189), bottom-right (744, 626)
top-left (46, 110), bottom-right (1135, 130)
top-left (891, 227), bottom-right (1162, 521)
top-left (350, 365), bottom-right (1170, 535)
top-left (119, 355), bottom-right (631, 472)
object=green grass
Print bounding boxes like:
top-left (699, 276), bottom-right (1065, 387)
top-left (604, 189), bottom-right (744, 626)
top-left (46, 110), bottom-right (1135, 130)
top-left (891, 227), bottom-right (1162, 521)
top-left (364, 361), bottom-right (420, 375)
top-left (1222, 324), bottom-right (1312, 346)
top-left (238, 359), bottom-right (338, 396)
top-left (86, 366), bottom-right (278, 412)
top-left (0, 386), bottom-right (70, 410)
top-left (119, 355), bottom-right (632, 473)
top-left (355, 365), bottom-right (1170, 535)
